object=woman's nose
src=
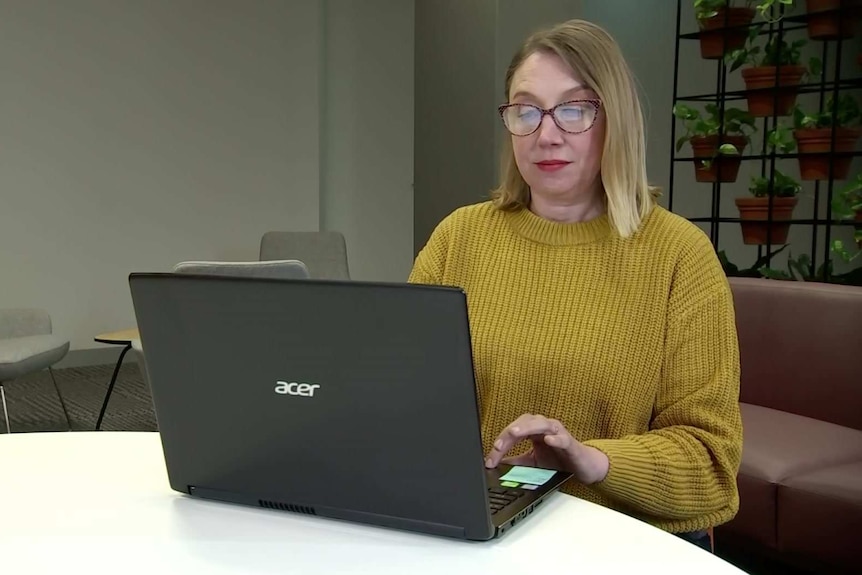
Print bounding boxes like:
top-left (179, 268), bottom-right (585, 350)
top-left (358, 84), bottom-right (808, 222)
top-left (536, 114), bottom-right (564, 145)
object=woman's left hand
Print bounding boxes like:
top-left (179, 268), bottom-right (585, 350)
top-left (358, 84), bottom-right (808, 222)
top-left (484, 413), bottom-right (610, 485)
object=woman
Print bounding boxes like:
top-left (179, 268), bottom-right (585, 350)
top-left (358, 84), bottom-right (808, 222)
top-left (408, 19), bottom-right (743, 550)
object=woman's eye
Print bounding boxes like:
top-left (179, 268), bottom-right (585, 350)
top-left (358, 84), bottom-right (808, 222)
top-left (517, 107), bottom-right (539, 120)
top-left (558, 106), bottom-right (585, 121)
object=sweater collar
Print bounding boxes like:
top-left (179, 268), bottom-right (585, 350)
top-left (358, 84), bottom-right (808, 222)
top-left (506, 207), bottom-right (612, 246)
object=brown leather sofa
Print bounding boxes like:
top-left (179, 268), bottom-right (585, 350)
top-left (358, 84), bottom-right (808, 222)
top-left (716, 277), bottom-right (862, 574)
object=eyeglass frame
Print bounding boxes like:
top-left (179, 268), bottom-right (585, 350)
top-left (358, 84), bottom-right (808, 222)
top-left (497, 98), bottom-right (603, 136)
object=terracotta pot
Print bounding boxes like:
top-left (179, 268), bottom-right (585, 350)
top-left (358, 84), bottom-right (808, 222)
top-left (735, 196), bottom-right (799, 245)
top-left (690, 135), bottom-right (748, 182)
top-left (805, 0), bottom-right (856, 40)
top-left (794, 127), bottom-right (862, 180)
top-left (741, 66), bottom-right (807, 117)
top-left (698, 8), bottom-right (757, 59)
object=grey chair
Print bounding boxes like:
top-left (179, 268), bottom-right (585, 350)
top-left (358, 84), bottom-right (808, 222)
top-left (259, 231), bottom-right (350, 280)
top-left (0, 308), bottom-right (71, 433)
top-left (171, 259), bottom-right (310, 279)
top-left (116, 260), bottom-right (311, 420)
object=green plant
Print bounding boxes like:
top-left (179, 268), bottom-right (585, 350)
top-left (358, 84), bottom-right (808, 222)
top-left (832, 173), bottom-right (862, 219)
top-left (694, 0), bottom-right (793, 20)
top-left (720, 246), bottom-right (862, 285)
top-left (831, 238), bottom-right (862, 262)
top-left (793, 94), bottom-right (862, 129)
top-left (719, 245), bottom-right (789, 276)
top-left (830, 174), bottom-right (862, 262)
top-left (754, 0), bottom-right (795, 20)
top-left (695, 0), bottom-right (741, 20)
top-left (726, 24), bottom-right (820, 72)
top-left (673, 103), bottom-right (756, 153)
top-left (759, 252), bottom-right (831, 281)
top-left (748, 168), bottom-right (802, 197)
top-left (766, 122), bottom-right (797, 153)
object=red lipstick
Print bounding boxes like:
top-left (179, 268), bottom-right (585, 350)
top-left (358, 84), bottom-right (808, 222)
top-left (535, 160), bottom-right (570, 172)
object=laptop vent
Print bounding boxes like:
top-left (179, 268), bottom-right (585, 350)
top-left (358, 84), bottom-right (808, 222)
top-left (258, 499), bottom-right (317, 515)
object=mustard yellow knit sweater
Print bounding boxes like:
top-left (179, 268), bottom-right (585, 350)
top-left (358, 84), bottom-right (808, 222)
top-left (408, 201), bottom-right (743, 534)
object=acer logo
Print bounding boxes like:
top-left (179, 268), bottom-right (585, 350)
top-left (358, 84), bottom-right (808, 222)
top-left (275, 381), bottom-right (320, 397)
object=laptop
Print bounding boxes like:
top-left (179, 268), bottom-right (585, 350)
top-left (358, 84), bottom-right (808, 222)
top-left (128, 273), bottom-right (573, 541)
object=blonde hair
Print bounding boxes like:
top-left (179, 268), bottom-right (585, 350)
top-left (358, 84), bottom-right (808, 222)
top-left (491, 19), bottom-right (658, 238)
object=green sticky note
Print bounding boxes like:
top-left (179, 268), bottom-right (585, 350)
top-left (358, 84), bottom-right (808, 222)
top-left (499, 466), bottom-right (555, 486)
top-left (500, 481), bottom-right (519, 488)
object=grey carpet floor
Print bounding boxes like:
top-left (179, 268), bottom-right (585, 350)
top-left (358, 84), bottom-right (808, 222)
top-left (1, 363), bottom-right (157, 433)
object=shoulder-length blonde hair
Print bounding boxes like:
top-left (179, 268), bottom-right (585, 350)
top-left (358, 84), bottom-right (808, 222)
top-left (491, 19), bottom-right (658, 238)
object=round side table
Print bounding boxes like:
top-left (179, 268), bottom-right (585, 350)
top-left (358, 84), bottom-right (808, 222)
top-left (93, 328), bottom-right (139, 431)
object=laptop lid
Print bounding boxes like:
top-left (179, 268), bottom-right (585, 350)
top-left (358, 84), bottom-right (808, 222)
top-left (129, 273), bottom-right (499, 539)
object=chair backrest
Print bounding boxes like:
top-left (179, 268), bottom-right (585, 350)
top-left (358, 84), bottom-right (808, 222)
top-left (171, 259), bottom-right (310, 280)
top-left (0, 308), bottom-right (52, 340)
top-left (259, 231), bottom-right (350, 280)
top-left (728, 277), bottom-right (862, 431)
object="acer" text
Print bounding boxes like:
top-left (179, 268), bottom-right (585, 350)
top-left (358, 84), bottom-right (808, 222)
top-left (274, 381), bottom-right (321, 397)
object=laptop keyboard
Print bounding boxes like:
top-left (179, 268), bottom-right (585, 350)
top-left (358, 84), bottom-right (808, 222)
top-left (487, 486), bottom-right (526, 514)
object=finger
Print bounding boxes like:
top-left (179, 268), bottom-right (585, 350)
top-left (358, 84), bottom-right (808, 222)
top-left (485, 415), bottom-right (556, 467)
top-left (485, 415), bottom-right (543, 466)
top-left (543, 433), bottom-right (573, 450)
top-left (484, 414), bottom-right (528, 464)
top-left (543, 421), bottom-right (579, 457)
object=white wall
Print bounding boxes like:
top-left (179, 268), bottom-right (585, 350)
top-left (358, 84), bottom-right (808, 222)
top-left (413, 0), bottom-right (582, 253)
top-left (321, 0), bottom-right (414, 282)
top-left (1, 0), bottom-right (415, 359)
top-left (413, 0), bottom-right (499, 254)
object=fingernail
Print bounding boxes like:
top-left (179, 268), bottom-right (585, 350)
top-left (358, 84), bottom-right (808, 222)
top-left (485, 458), bottom-right (493, 467)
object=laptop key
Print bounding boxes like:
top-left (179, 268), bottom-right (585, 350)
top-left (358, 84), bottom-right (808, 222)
top-left (487, 486), bottom-right (528, 515)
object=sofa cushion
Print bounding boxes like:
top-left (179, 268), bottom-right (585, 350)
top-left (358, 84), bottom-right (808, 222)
top-left (777, 462), bottom-right (862, 572)
top-left (718, 403), bottom-right (862, 549)
top-left (739, 403), bottom-right (862, 482)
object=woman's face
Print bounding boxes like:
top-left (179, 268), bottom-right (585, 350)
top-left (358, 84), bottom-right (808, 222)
top-left (505, 51), bottom-right (605, 205)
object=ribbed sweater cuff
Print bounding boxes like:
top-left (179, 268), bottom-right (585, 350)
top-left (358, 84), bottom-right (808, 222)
top-left (582, 438), bottom-right (656, 501)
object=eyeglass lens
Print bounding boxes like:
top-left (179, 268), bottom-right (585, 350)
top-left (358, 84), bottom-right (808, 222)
top-left (501, 101), bottom-right (596, 136)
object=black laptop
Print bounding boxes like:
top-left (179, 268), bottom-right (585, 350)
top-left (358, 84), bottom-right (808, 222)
top-left (128, 273), bottom-right (572, 541)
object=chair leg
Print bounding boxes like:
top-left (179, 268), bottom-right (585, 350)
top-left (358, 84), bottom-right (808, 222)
top-left (48, 367), bottom-right (71, 432)
top-left (0, 382), bottom-right (10, 434)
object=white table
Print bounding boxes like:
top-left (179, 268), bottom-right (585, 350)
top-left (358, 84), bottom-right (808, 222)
top-left (0, 432), bottom-right (746, 574)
